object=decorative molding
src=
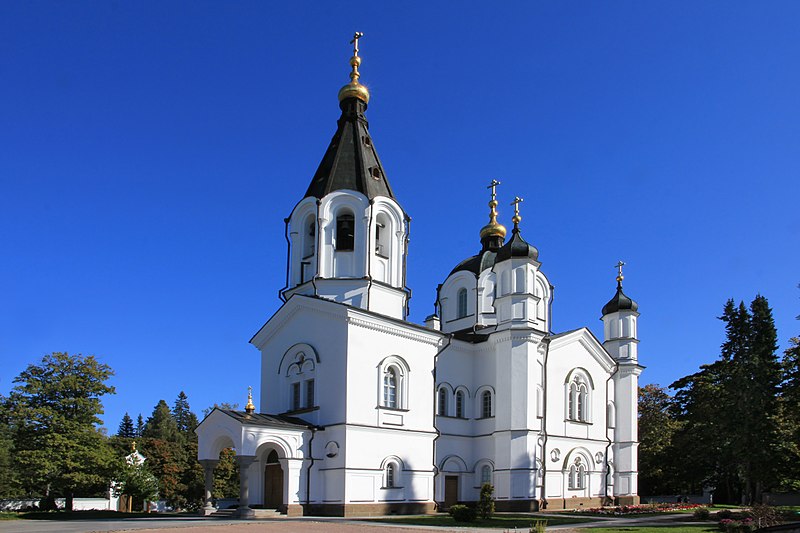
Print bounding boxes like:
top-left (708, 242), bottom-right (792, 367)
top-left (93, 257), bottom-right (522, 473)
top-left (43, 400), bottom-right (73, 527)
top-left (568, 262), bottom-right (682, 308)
top-left (347, 315), bottom-right (442, 346)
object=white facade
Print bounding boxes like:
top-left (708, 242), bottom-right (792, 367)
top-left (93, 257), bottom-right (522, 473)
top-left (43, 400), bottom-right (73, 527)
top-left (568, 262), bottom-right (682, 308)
top-left (196, 49), bottom-right (642, 516)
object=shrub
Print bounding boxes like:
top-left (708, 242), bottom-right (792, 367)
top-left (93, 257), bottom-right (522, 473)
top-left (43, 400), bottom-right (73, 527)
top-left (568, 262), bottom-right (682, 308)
top-left (716, 509), bottom-right (733, 520)
top-left (694, 507), bottom-right (711, 520)
top-left (718, 518), bottom-right (756, 533)
top-left (748, 504), bottom-right (779, 528)
top-left (448, 504), bottom-right (476, 522)
top-left (477, 483), bottom-right (495, 519)
top-left (530, 519), bottom-right (547, 533)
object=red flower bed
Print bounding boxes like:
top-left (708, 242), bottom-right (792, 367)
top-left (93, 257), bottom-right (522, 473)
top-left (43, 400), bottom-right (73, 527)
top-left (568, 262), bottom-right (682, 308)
top-left (571, 502), bottom-right (704, 515)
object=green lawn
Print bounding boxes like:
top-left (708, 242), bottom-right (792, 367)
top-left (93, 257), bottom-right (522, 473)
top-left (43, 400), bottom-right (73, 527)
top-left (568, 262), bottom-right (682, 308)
top-left (587, 525), bottom-right (719, 533)
top-left (364, 513), bottom-right (593, 528)
top-left (17, 510), bottom-right (185, 520)
top-left (0, 512), bottom-right (20, 520)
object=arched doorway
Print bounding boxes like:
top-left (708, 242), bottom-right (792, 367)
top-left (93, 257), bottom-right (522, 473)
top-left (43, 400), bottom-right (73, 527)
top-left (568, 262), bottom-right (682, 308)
top-left (263, 450), bottom-right (283, 509)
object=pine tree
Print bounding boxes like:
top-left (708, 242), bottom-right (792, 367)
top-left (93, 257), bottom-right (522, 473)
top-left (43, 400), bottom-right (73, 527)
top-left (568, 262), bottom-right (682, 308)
top-left (740, 295), bottom-right (782, 502)
top-left (781, 335), bottom-right (800, 491)
top-left (136, 414), bottom-right (145, 438)
top-left (172, 392), bottom-right (199, 436)
top-left (118, 412), bottom-right (136, 439)
top-left (142, 400), bottom-right (179, 442)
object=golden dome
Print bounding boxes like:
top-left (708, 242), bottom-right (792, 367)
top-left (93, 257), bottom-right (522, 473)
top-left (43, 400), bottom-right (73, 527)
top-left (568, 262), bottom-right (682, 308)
top-left (480, 181), bottom-right (507, 241)
top-left (338, 32), bottom-right (370, 104)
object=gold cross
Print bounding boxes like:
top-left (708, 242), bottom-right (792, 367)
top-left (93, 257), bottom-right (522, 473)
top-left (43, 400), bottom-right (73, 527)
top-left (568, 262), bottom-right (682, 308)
top-left (510, 196), bottom-right (523, 216)
top-left (487, 179), bottom-right (501, 202)
top-left (350, 32), bottom-right (364, 57)
top-left (615, 260), bottom-right (625, 282)
top-left (510, 196), bottom-right (523, 226)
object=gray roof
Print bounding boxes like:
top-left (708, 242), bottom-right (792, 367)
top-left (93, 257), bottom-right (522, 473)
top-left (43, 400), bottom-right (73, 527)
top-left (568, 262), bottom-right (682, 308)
top-left (218, 409), bottom-right (316, 430)
top-left (304, 97), bottom-right (395, 200)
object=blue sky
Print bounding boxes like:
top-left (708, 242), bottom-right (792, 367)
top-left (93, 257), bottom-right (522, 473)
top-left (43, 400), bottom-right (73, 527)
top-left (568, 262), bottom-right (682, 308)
top-left (1, 2), bottom-right (798, 431)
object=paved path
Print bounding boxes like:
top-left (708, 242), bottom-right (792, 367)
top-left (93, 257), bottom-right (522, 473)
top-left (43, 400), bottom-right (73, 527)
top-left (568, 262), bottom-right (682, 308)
top-left (0, 511), bottom-right (709, 533)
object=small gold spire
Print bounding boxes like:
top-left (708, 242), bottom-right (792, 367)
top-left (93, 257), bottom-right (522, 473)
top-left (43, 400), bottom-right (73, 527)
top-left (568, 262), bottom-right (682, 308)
top-left (510, 196), bottom-right (524, 228)
top-left (131, 440), bottom-right (137, 452)
top-left (479, 179), bottom-right (508, 240)
top-left (615, 260), bottom-right (626, 286)
top-left (338, 32), bottom-right (370, 103)
top-left (245, 386), bottom-right (255, 414)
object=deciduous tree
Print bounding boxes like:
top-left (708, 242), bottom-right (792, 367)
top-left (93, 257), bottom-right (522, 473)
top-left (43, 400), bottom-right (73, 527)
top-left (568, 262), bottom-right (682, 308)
top-left (8, 352), bottom-right (116, 509)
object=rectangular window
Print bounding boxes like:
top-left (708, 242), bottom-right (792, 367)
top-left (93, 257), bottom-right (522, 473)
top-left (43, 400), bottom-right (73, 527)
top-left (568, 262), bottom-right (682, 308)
top-left (305, 379), bottom-right (315, 408)
top-left (291, 382), bottom-right (301, 411)
top-left (455, 391), bottom-right (464, 418)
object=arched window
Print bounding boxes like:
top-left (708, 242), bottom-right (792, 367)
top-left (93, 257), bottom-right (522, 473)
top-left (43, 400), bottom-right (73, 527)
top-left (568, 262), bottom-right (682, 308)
top-left (566, 370), bottom-right (592, 422)
top-left (568, 457), bottom-right (586, 490)
top-left (455, 390), bottom-right (464, 418)
top-left (335, 212), bottom-right (355, 251)
top-left (438, 387), bottom-right (448, 416)
top-left (383, 367), bottom-right (398, 408)
top-left (375, 214), bottom-right (390, 258)
top-left (481, 390), bottom-right (492, 418)
top-left (481, 464), bottom-right (492, 485)
top-left (385, 463), bottom-right (396, 488)
top-left (577, 383), bottom-right (588, 421)
top-left (456, 288), bottom-right (468, 319)
top-left (303, 215), bottom-right (316, 259)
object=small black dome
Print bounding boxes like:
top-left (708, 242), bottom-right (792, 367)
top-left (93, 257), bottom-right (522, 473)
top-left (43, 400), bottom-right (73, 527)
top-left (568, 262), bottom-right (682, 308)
top-left (495, 228), bottom-right (539, 263)
top-left (602, 285), bottom-right (639, 315)
top-left (449, 250), bottom-right (498, 276)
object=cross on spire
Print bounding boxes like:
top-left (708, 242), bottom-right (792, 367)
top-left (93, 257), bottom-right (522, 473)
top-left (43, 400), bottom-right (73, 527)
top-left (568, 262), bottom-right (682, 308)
top-left (487, 179), bottom-right (501, 202)
top-left (245, 385), bottom-right (255, 414)
top-left (350, 32), bottom-right (364, 56)
top-left (510, 196), bottom-right (524, 227)
top-left (615, 260), bottom-right (626, 286)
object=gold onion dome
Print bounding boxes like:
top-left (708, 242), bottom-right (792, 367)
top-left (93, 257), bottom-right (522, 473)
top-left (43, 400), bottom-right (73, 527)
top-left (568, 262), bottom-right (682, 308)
top-left (338, 32), bottom-right (370, 104)
top-left (480, 179), bottom-right (507, 241)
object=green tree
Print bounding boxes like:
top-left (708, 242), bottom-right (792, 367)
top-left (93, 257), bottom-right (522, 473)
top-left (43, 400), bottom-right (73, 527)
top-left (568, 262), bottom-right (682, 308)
top-left (670, 297), bottom-right (784, 503)
top-left (118, 412), bottom-right (136, 439)
top-left (172, 392), bottom-right (198, 436)
top-left (117, 458), bottom-right (159, 509)
top-left (136, 414), bottom-right (145, 438)
top-left (737, 295), bottom-right (782, 503)
top-left (212, 447), bottom-right (239, 499)
top-left (637, 384), bottom-right (681, 496)
top-left (142, 400), bottom-right (179, 442)
top-left (0, 395), bottom-right (20, 498)
top-left (8, 352), bottom-right (116, 509)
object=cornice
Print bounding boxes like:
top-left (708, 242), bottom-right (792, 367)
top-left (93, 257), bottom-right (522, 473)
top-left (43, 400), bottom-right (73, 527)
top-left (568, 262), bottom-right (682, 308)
top-left (347, 313), bottom-right (443, 346)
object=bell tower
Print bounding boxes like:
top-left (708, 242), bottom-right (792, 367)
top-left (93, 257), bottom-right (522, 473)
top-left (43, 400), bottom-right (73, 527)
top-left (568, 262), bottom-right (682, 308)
top-left (601, 262), bottom-right (643, 505)
top-left (282, 33), bottom-right (409, 319)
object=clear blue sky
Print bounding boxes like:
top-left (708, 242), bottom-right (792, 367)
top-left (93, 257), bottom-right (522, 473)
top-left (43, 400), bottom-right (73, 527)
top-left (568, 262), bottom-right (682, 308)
top-left (1, 2), bottom-right (798, 431)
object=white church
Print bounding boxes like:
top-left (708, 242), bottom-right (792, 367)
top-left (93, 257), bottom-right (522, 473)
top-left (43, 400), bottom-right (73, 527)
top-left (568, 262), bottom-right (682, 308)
top-left (196, 35), bottom-right (643, 518)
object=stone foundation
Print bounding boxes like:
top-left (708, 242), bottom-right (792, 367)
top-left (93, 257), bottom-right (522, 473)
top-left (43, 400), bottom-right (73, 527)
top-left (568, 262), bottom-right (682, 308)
top-left (303, 501), bottom-right (435, 517)
top-left (493, 499), bottom-right (541, 512)
top-left (615, 495), bottom-right (640, 506)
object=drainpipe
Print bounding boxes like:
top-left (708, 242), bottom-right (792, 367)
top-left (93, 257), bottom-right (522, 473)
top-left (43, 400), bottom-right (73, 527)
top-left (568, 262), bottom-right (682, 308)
top-left (305, 425), bottom-right (321, 510)
top-left (431, 333), bottom-right (453, 511)
top-left (403, 215), bottom-right (412, 319)
top-left (539, 336), bottom-right (550, 510)
top-left (365, 199), bottom-right (375, 310)
top-left (279, 217), bottom-right (291, 302)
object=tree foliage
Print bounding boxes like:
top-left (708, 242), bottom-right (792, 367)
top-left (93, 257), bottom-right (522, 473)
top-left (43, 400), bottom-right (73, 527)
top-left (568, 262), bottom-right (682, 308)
top-left (661, 296), bottom-right (786, 503)
top-left (7, 352), bottom-right (117, 507)
top-left (118, 412), bottom-right (136, 439)
top-left (637, 384), bottom-right (681, 496)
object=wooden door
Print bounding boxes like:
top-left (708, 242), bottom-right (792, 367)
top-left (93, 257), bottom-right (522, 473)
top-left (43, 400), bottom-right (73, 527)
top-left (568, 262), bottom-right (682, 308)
top-left (444, 475), bottom-right (459, 509)
top-left (264, 450), bottom-right (283, 509)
